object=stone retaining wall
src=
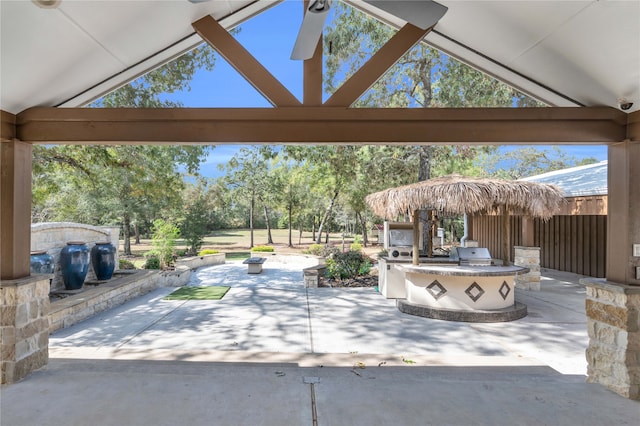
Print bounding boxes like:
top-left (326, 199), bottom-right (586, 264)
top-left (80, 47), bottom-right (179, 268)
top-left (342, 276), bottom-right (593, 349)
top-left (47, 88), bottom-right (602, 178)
top-left (31, 222), bottom-right (120, 292)
top-left (582, 278), bottom-right (640, 400)
top-left (175, 253), bottom-right (225, 270)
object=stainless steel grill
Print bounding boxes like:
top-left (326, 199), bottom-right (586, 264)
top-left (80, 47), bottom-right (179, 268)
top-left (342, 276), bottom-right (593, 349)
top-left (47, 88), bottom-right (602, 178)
top-left (457, 247), bottom-right (493, 266)
top-left (388, 247), bottom-right (413, 260)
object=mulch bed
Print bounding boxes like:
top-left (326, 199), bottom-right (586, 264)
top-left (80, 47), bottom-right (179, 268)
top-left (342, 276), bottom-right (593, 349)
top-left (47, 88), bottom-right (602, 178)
top-left (321, 274), bottom-right (378, 288)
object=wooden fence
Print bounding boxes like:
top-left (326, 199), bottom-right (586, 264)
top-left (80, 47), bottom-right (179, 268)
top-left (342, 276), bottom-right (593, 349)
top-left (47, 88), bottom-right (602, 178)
top-left (471, 214), bottom-right (606, 278)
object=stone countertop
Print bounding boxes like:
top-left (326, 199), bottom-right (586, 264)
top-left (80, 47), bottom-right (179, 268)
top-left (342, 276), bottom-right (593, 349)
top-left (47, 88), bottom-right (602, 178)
top-left (397, 264), bottom-right (529, 277)
top-left (380, 257), bottom-right (458, 264)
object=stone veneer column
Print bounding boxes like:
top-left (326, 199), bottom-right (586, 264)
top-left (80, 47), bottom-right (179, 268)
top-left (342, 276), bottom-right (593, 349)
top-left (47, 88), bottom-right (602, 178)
top-left (1, 276), bottom-right (50, 384)
top-left (513, 246), bottom-right (541, 291)
top-left (582, 278), bottom-right (640, 400)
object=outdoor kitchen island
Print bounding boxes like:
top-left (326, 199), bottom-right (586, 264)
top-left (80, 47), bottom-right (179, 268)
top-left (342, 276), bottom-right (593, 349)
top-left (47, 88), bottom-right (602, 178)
top-left (394, 263), bottom-right (529, 322)
top-left (366, 175), bottom-right (564, 323)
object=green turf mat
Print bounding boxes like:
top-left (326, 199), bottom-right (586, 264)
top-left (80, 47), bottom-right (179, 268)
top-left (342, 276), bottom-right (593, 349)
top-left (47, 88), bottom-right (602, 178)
top-left (164, 286), bottom-right (230, 301)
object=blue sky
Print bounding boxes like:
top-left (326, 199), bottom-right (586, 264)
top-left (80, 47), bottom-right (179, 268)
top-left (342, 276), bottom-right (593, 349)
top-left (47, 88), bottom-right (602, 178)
top-left (163, 0), bottom-right (607, 178)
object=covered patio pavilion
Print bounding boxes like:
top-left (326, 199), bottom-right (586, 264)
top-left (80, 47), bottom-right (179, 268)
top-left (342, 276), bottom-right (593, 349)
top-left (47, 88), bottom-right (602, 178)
top-left (1, 0), bottom-right (639, 400)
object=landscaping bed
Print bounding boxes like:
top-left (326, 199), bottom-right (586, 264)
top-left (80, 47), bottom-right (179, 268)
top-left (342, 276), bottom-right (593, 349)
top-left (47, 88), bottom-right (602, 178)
top-left (322, 275), bottom-right (378, 288)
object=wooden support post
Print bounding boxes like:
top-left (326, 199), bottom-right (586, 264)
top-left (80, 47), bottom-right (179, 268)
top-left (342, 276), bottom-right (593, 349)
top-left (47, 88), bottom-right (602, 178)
top-left (412, 210), bottom-right (420, 266)
top-left (502, 206), bottom-right (511, 266)
top-left (427, 210), bottom-right (435, 258)
top-left (607, 139), bottom-right (640, 284)
top-left (1, 140), bottom-right (32, 279)
top-left (522, 215), bottom-right (535, 247)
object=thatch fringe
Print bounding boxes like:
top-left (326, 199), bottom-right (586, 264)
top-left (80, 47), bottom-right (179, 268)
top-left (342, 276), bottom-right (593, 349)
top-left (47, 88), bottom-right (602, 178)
top-left (365, 175), bottom-right (564, 220)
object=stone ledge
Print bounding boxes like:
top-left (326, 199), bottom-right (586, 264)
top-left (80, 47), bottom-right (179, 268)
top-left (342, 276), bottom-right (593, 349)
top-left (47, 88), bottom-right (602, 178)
top-left (581, 278), bottom-right (640, 294)
top-left (397, 299), bottom-right (527, 323)
top-left (49, 269), bottom-right (189, 332)
top-left (513, 246), bottom-right (541, 251)
top-left (0, 275), bottom-right (48, 288)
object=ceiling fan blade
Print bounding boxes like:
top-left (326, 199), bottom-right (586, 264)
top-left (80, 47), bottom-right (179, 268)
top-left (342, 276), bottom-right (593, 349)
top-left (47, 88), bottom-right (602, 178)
top-left (291, 0), bottom-right (332, 60)
top-left (362, 0), bottom-right (448, 30)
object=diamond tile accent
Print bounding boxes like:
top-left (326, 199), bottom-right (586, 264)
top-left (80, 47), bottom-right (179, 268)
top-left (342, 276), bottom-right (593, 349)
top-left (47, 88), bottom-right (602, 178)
top-left (426, 280), bottom-right (447, 300)
top-left (499, 281), bottom-right (511, 300)
top-left (465, 282), bottom-right (485, 302)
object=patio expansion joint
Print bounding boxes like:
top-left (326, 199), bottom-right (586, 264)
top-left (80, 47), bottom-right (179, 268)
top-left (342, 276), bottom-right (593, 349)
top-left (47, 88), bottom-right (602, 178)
top-left (305, 288), bottom-right (315, 354)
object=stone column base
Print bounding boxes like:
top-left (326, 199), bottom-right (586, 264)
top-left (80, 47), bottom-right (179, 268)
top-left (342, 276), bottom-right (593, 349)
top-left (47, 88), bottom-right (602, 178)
top-left (1, 275), bottom-right (50, 384)
top-left (303, 265), bottom-right (325, 288)
top-left (514, 246), bottom-right (541, 291)
top-left (582, 278), bottom-right (640, 400)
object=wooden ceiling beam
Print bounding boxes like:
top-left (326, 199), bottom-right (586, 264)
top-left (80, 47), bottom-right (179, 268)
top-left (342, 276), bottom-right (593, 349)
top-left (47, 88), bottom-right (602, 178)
top-left (302, 29), bottom-right (323, 106)
top-left (1, 110), bottom-right (16, 142)
top-left (303, 0), bottom-right (323, 106)
top-left (192, 15), bottom-right (300, 107)
top-left (17, 106), bottom-right (627, 144)
top-left (324, 24), bottom-right (432, 107)
top-left (627, 110), bottom-right (640, 142)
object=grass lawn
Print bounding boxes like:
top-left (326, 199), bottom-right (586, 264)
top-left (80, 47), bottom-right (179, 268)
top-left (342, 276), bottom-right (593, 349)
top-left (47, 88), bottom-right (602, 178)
top-left (120, 228), bottom-right (383, 267)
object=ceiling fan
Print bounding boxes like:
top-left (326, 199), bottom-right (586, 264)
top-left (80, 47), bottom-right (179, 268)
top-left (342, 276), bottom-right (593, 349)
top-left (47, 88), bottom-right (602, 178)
top-left (291, 1), bottom-right (448, 60)
top-left (189, 0), bottom-right (448, 61)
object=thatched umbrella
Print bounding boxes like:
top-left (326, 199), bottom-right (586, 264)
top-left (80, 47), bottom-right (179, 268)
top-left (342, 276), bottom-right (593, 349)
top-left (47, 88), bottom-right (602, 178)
top-left (366, 175), bottom-right (564, 265)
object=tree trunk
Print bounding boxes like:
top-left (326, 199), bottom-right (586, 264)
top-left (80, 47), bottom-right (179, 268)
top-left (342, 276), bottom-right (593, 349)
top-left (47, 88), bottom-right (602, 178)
top-left (263, 204), bottom-right (273, 244)
top-left (249, 190), bottom-right (255, 248)
top-left (316, 190), bottom-right (339, 244)
top-left (357, 211), bottom-right (369, 247)
top-left (298, 220), bottom-right (303, 245)
top-left (123, 213), bottom-right (132, 256)
top-left (134, 221), bottom-right (140, 245)
top-left (288, 202), bottom-right (293, 247)
top-left (418, 146), bottom-right (433, 254)
top-left (311, 215), bottom-right (316, 241)
top-left (418, 146), bottom-right (432, 181)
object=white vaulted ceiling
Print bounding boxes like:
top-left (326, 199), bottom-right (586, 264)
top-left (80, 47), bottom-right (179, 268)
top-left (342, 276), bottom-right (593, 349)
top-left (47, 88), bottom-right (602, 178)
top-left (1, 0), bottom-right (638, 114)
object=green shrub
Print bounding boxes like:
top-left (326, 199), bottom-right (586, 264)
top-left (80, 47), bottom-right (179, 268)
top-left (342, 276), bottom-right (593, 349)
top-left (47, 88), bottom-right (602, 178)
top-left (306, 244), bottom-right (324, 256)
top-left (306, 244), bottom-right (340, 258)
top-left (251, 245), bottom-right (274, 253)
top-left (118, 259), bottom-right (136, 270)
top-left (144, 254), bottom-right (160, 270)
top-left (198, 249), bottom-right (219, 256)
top-left (148, 219), bottom-right (180, 269)
top-left (180, 197), bottom-right (209, 256)
top-left (325, 250), bottom-right (372, 279)
top-left (350, 243), bottom-right (362, 252)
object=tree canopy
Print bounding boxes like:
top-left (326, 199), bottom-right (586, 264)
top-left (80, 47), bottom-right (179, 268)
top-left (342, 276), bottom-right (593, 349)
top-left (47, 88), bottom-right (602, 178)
top-left (32, 45), bottom-right (216, 254)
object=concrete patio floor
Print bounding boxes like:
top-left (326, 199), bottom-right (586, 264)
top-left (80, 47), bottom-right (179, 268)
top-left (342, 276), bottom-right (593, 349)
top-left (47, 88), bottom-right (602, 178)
top-left (2, 259), bottom-right (638, 425)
